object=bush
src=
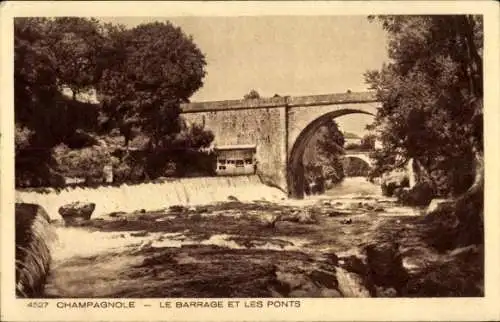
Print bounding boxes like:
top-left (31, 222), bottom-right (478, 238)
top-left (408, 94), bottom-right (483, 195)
top-left (53, 144), bottom-right (112, 183)
top-left (17, 142), bottom-right (217, 188)
top-left (15, 149), bottom-right (64, 188)
top-left (108, 148), bottom-right (216, 184)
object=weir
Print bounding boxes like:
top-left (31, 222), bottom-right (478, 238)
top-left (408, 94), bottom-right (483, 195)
top-left (16, 175), bottom-right (286, 220)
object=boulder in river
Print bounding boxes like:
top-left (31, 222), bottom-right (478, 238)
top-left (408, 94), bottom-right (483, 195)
top-left (380, 170), bottom-right (410, 196)
top-left (280, 210), bottom-right (317, 224)
top-left (397, 182), bottom-right (435, 207)
top-left (259, 213), bottom-right (279, 228)
top-left (58, 202), bottom-right (95, 225)
top-left (426, 198), bottom-right (453, 214)
top-left (335, 267), bottom-right (371, 297)
top-left (297, 211), bottom-right (317, 224)
top-left (364, 242), bottom-right (409, 294)
top-left (328, 210), bottom-right (352, 217)
top-left (272, 265), bottom-right (341, 297)
top-left (108, 211), bottom-right (126, 218)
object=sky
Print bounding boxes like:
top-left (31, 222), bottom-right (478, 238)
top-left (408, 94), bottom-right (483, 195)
top-left (100, 16), bottom-right (389, 136)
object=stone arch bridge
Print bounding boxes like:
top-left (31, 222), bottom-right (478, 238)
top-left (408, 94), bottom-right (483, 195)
top-left (181, 91), bottom-right (379, 198)
top-left (342, 151), bottom-right (374, 167)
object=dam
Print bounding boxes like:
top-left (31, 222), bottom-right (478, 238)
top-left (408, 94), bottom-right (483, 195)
top-left (16, 175), bottom-right (286, 220)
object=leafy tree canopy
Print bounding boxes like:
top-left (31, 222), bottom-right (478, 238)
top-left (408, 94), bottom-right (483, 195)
top-left (14, 17), bottom-right (102, 148)
top-left (243, 89), bottom-right (261, 100)
top-left (365, 15), bottom-right (483, 196)
top-left (317, 118), bottom-right (345, 157)
top-left (14, 17), bottom-right (213, 186)
top-left (97, 21), bottom-right (208, 149)
top-left (305, 119), bottom-right (345, 185)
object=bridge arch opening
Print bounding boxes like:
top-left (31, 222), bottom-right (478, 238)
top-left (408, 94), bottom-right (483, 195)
top-left (287, 109), bottom-right (374, 198)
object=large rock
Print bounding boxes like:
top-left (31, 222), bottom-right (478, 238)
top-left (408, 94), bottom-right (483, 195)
top-left (398, 182), bottom-right (435, 207)
top-left (426, 198), bottom-right (453, 214)
top-left (280, 209), bottom-right (317, 224)
top-left (258, 213), bottom-right (279, 228)
top-left (296, 211), bottom-right (317, 224)
top-left (364, 242), bottom-right (408, 294)
top-left (380, 169), bottom-right (410, 197)
top-left (335, 267), bottom-right (371, 297)
top-left (272, 265), bottom-right (341, 297)
top-left (393, 187), bottom-right (407, 199)
top-left (58, 202), bottom-right (95, 225)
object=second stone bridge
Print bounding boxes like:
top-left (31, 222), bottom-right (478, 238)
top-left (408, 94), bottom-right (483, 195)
top-left (181, 91), bottom-right (380, 198)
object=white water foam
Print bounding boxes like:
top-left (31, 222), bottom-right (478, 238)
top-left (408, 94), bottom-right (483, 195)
top-left (16, 176), bottom-right (286, 221)
top-left (51, 227), bottom-right (310, 262)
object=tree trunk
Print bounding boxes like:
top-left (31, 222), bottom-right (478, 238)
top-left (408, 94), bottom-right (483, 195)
top-left (456, 149), bottom-right (484, 216)
top-left (452, 148), bottom-right (484, 245)
top-left (424, 148), bottom-right (483, 246)
top-left (413, 157), bottom-right (437, 190)
top-left (466, 149), bottom-right (484, 196)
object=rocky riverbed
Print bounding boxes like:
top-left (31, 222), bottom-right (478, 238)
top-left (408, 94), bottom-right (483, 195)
top-left (42, 178), bottom-right (483, 298)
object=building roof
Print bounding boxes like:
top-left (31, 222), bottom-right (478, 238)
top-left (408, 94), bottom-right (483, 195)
top-left (214, 144), bottom-right (257, 151)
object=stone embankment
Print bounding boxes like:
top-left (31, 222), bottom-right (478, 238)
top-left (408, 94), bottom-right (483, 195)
top-left (15, 203), bottom-right (57, 297)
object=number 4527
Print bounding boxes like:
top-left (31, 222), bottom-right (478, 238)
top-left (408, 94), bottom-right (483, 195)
top-left (27, 302), bottom-right (48, 308)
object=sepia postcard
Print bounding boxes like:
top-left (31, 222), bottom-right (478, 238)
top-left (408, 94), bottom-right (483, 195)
top-left (1, 1), bottom-right (499, 321)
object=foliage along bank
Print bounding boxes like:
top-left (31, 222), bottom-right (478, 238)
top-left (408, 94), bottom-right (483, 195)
top-left (365, 15), bottom-right (483, 246)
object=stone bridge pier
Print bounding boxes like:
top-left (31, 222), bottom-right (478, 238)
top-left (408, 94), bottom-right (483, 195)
top-left (181, 91), bottom-right (380, 198)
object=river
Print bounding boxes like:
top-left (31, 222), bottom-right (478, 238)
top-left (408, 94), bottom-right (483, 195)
top-left (39, 176), bottom-right (479, 298)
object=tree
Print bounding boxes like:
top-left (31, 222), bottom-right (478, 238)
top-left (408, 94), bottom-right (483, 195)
top-left (15, 18), bottom-right (104, 148)
top-left (243, 89), bottom-right (261, 100)
top-left (317, 119), bottom-right (345, 157)
top-left (366, 15), bottom-right (482, 195)
top-left (97, 22), bottom-right (208, 150)
top-left (15, 18), bottom-right (58, 145)
top-left (365, 15), bottom-right (483, 244)
top-left (314, 119), bottom-right (346, 183)
top-left (14, 18), bottom-right (214, 186)
top-left (14, 18), bottom-right (107, 186)
top-left (45, 18), bottom-right (105, 100)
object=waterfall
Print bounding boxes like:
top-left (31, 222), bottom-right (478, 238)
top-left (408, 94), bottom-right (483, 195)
top-left (16, 175), bottom-right (286, 221)
top-left (407, 158), bottom-right (416, 188)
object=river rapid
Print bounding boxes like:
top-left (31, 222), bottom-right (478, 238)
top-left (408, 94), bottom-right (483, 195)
top-left (41, 176), bottom-right (482, 298)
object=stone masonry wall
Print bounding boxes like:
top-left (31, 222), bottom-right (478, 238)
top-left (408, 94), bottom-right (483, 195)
top-left (181, 91), bottom-right (378, 195)
top-left (287, 101), bottom-right (380, 156)
top-left (183, 107), bottom-right (288, 191)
